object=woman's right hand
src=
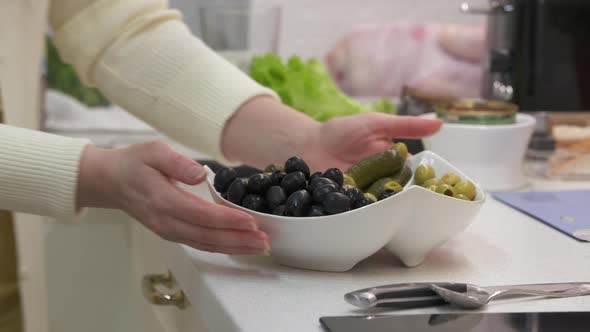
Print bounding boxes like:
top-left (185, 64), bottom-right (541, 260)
top-left (76, 141), bottom-right (270, 255)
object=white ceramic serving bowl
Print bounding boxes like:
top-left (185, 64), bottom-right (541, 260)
top-left (204, 151), bottom-right (485, 272)
top-left (420, 113), bottom-right (536, 192)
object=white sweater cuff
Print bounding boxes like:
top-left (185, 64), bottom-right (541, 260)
top-left (0, 125), bottom-right (89, 223)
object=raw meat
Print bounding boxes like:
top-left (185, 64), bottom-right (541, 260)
top-left (324, 22), bottom-right (486, 98)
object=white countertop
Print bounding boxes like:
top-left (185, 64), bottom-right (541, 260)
top-left (162, 177), bottom-right (590, 332)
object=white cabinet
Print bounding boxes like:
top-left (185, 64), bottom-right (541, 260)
top-left (15, 207), bottom-right (207, 332)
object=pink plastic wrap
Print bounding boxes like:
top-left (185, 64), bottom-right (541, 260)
top-left (325, 22), bottom-right (486, 99)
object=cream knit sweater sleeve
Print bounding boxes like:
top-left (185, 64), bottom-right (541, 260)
top-left (0, 124), bottom-right (89, 221)
top-left (50, 0), bottom-right (278, 163)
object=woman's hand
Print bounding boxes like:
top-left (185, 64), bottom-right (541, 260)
top-left (77, 141), bottom-right (270, 255)
top-left (302, 113), bottom-right (442, 171)
top-left (222, 96), bottom-right (442, 172)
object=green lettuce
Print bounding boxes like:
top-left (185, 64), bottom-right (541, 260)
top-left (46, 36), bottom-right (110, 107)
top-left (249, 54), bottom-right (396, 122)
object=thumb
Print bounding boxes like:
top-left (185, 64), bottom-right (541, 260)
top-left (364, 113), bottom-right (442, 139)
top-left (140, 142), bottom-right (207, 185)
top-left (438, 24), bottom-right (486, 63)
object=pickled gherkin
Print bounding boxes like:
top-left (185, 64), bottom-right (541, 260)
top-left (345, 144), bottom-right (406, 189)
top-left (391, 165), bottom-right (412, 187)
top-left (366, 177), bottom-right (393, 196)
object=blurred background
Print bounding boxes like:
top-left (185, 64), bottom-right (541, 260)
top-left (7, 1), bottom-right (590, 332)
top-left (170, 0), bottom-right (484, 58)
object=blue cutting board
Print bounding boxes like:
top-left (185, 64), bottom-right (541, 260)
top-left (494, 190), bottom-right (590, 242)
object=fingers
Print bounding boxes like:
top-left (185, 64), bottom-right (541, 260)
top-left (140, 141), bottom-right (207, 185)
top-left (163, 218), bottom-right (270, 254)
top-left (363, 113), bottom-right (442, 138)
top-left (438, 24), bottom-right (486, 63)
top-left (163, 185), bottom-right (260, 231)
top-left (179, 241), bottom-right (269, 255)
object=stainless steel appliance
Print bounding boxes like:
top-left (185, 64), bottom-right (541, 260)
top-left (462, 0), bottom-right (590, 111)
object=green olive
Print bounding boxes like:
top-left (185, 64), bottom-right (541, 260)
top-left (393, 142), bottom-right (408, 160)
top-left (454, 193), bottom-right (470, 201)
top-left (343, 174), bottom-right (357, 187)
top-left (441, 173), bottom-right (461, 186)
top-left (383, 181), bottom-right (403, 193)
top-left (454, 180), bottom-right (476, 200)
top-left (415, 164), bottom-right (436, 186)
top-left (426, 185), bottom-right (438, 192)
top-left (421, 178), bottom-right (441, 188)
top-left (365, 193), bottom-right (377, 202)
top-left (435, 184), bottom-right (455, 197)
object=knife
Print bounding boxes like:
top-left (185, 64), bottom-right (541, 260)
top-left (345, 282), bottom-right (590, 309)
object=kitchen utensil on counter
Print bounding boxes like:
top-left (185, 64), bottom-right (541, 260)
top-left (431, 283), bottom-right (590, 309)
top-left (494, 190), bottom-right (590, 242)
top-left (345, 282), bottom-right (465, 309)
top-left (204, 151), bottom-right (485, 272)
top-left (198, 1), bottom-right (281, 71)
top-left (462, 0), bottom-right (590, 112)
top-left (420, 112), bottom-right (535, 191)
top-left (345, 282), bottom-right (590, 309)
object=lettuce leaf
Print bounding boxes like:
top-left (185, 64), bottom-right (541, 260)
top-left (249, 54), bottom-right (396, 121)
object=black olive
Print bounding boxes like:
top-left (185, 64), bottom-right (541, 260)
top-left (285, 190), bottom-right (312, 217)
top-left (308, 205), bottom-right (325, 217)
top-left (378, 189), bottom-right (397, 201)
top-left (214, 167), bottom-right (237, 193)
top-left (269, 171), bottom-right (286, 186)
top-left (281, 171), bottom-right (307, 194)
top-left (322, 168), bottom-right (344, 187)
top-left (312, 184), bottom-right (339, 204)
top-left (308, 177), bottom-right (337, 194)
top-left (272, 205), bottom-right (286, 216)
top-left (247, 173), bottom-right (272, 194)
top-left (264, 164), bottom-right (284, 173)
top-left (227, 178), bottom-right (248, 205)
top-left (352, 196), bottom-right (374, 209)
top-left (309, 172), bottom-right (323, 183)
top-left (265, 186), bottom-right (287, 210)
top-left (341, 185), bottom-right (364, 202)
top-left (284, 157), bottom-right (310, 178)
top-left (242, 194), bottom-right (265, 212)
top-left (323, 192), bottom-right (351, 215)
top-left (220, 192), bottom-right (228, 200)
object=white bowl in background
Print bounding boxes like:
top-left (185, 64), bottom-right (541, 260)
top-left (420, 113), bottom-right (536, 192)
top-left (204, 151), bottom-right (486, 272)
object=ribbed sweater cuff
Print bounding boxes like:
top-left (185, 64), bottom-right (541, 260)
top-left (0, 125), bottom-right (89, 222)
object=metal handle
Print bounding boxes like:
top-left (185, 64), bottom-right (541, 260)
top-left (142, 271), bottom-right (190, 310)
top-left (490, 285), bottom-right (590, 302)
top-left (460, 1), bottom-right (515, 15)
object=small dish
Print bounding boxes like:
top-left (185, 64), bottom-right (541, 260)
top-left (204, 151), bottom-right (486, 272)
top-left (421, 113), bottom-right (536, 191)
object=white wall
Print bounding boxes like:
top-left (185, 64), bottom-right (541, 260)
top-left (272, 0), bottom-right (486, 59)
top-left (170, 0), bottom-right (486, 59)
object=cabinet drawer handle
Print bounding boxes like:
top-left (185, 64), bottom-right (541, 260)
top-left (142, 271), bottom-right (189, 310)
